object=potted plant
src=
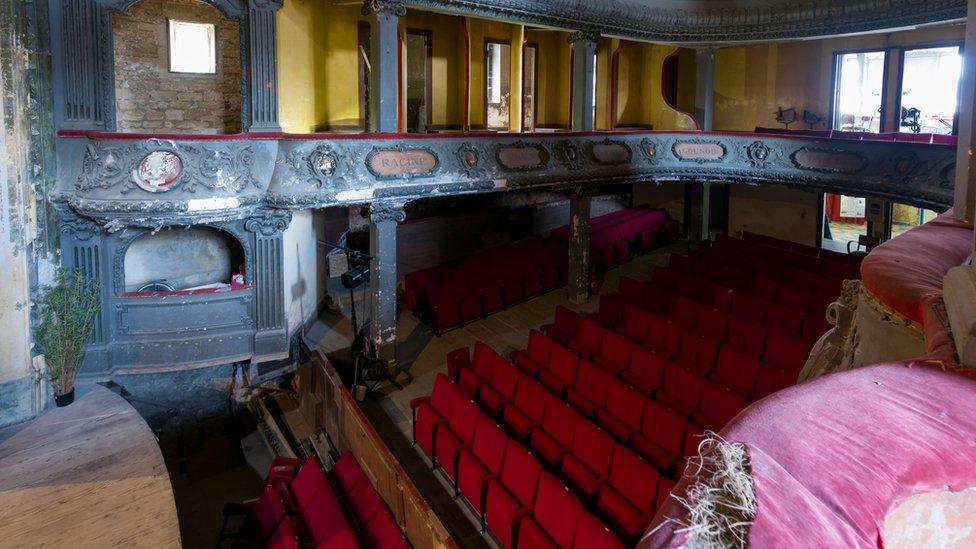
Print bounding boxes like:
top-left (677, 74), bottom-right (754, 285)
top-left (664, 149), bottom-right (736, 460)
top-left (36, 268), bottom-right (101, 407)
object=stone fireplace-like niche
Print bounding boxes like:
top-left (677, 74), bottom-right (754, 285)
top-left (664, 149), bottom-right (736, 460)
top-left (123, 227), bottom-right (245, 293)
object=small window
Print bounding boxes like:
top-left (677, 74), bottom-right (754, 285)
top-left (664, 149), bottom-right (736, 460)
top-left (168, 20), bottom-right (216, 74)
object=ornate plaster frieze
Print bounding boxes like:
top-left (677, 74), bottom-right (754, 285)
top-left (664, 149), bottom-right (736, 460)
top-left (57, 131), bottom-right (957, 228)
top-left (369, 201), bottom-right (408, 223)
top-left (362, 0), bottom-right (407, 16)
top-left (567, 31), bottom-right (601, 44)
top-left (404, 0), bottom-right (965, 44)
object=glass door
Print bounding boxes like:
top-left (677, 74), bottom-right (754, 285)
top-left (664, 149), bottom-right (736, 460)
top-left (832, 50), bottom-right (887, 133)
top-left (898, 45), bottom-right (962, 135)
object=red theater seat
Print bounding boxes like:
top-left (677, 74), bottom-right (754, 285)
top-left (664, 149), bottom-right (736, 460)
top-left (530, 399), bottom-right (582, 467)
top-left (711, 346), bottom-right (763, 396)
top-left (298, 476), bottom-right (359, 548)
top-left (593, 331), bottom-right (634, 375)
top-left (598, 447), bottom-right (661, 539)
top-left (694, 307), bottom-right (730, 341)
top-left (802, 311), bottom-right (832, 342)
top-left (459, 341), bottom-right (497, 396)
top-left (646, 316), bottom-right (682, 358)
top-left (765, 302), bottom-right (804, 339)
top-left (570, 317), bottom-right (606, 359)
top-left (478, 359), bottom-right (522, 414)
top-left (458, 416), bottom-right (509, 514)
top-left (485, 440), bottom-right (542, 548)
top-left (618, 276), bottom-right (645, 302)
top-left (561, 422), bottom-right (614, 498)
top-left (753, 365), bottom-right (796, 399)
top-left (631, 400), bottom-right (687, 471)
top-left (435, 398), bottom-right (481, 481)
top-left (542, 306), bottom-right (580, 345)
top-left (410, 373), bottom-right (461, 459)
top-left (573, 511), bottom-right (625, 549)
top-left (596, 380), bottom-right (646, 441)
top-left (657, 363), bottom-right (705, 416)
top-left (693, 381), bottom-right (750, 431)
top-left (516, 473), bottom-right (583, 548)
top-left (682, 423), bottom-right (708, 461)
top-left (670, 296), bottom-right (700, 329)
top-left (512, 329), bottom-right (553, 377)
top-left (640, 285), bottom-right (672, 316)
top-left (330, 452), bottom-right (368, 495)
top-left (502, 376), bottom-right (551, 438)
top-left (727, 317), bottom-right (766, 359)
top-left (620, 306), bottom-right (653, 343)
top-left (765, 330), bottom-right (812, 372)
top-left (732, 293), bottom-right (767, 323)
top-left (539, 343), bottom-right (580, 395)
top-left (591, 293), bottom-right (627, 328)
top-left (567, 360), bottom-right (614, 417)
top-left (656, 477), bottom-right (676, 511)
top-left (446, 346), bottom-right (471, 382)
top-left (621, 345), bottom-right (668, 396)
top-left (675, 331), bottom-right (720, 375)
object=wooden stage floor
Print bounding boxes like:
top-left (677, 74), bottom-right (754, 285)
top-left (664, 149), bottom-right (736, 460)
top-left (0, 385), bottom-right (181, 548)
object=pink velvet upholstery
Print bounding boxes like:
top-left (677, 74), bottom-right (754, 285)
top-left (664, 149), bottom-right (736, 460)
top-left (860, 211), bottom-right (971, 328)
top-left (643, 361), bottom-right (976, 547)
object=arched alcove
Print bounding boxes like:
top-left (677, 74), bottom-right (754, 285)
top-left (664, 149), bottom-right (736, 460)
top-left (123, 226), bottom-right (245, 292)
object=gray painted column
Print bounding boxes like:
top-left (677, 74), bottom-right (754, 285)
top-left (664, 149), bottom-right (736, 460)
top-left (695, 48), bottom-right (715, 131)
top-left (49, 0), bottom-right (115, 130)
top-left (363, 0), bottom-right (405, 133)
top-left (567, 192), bottom-right (592, 305)
top-left (690, 48), bottom-right (716, 244)
top-left (246, 210), bottom-right (293, 359)
top-left (955, 0), bottom-right (976, 226)
top-left (245, 1), bottom-right (284, 132)
top-left (369, 202), bottom-right (405, 362)
top-left (569, 31), bottom-right (599, 132)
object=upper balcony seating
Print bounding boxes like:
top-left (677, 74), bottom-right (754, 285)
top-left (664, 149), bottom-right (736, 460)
top-left (405, 208), bottom-right (675, 333)
top-left (225, 452), bottom-right (410, 549)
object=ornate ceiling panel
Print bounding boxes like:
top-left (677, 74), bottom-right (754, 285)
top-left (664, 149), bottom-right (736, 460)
top-left (406, 0), bottom-right (965, 43)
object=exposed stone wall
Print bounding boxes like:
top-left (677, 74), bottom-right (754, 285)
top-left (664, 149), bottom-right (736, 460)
top-left (113, 0), bottom-right (241, 133)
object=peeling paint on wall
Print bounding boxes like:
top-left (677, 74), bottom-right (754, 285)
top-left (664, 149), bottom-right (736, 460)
top-left (0, 0), bottom-right (58, 427)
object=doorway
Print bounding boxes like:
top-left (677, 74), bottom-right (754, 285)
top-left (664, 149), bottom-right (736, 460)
top-left (832, 50), bottom-right (887, 133)
top-left (406, 30), bottom-right (432, 133)
top-left (522, 44), bottom-right (538, 132)
top-left (822, 193), bottom-right (867, 252)
top-left (897, 45), bottom-right (962, 135)
top-left (486, 40), bottom-right (512, 130)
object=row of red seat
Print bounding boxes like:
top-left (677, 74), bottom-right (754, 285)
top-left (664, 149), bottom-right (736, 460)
top-left (220, 453), bottom-right (409, 548)
top-left (411, 368), bottom-right (632, 548)
top-left (620, 268), bottom-right (830, 348)
top-left (710, 232), bottom-right (860, 281)
top-left (406, 236), bottom-right (567, 332)
top-left (550, 207), bottom-right (676, 273)
top-left (539, 306), bottom-right (797, 430)
top-left (753, 126), bottom-right (957, 145)
top-left (405, 207), bottom-right (674, 332)
top-left (740, 230), bottom-right (864, 267)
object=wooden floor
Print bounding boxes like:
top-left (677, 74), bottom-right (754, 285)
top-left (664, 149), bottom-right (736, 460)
top-left (0, 385), bottom-right (181, 549)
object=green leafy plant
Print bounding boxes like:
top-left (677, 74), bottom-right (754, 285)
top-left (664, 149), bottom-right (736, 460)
top-left (36, 268), bottom-right (101, 397)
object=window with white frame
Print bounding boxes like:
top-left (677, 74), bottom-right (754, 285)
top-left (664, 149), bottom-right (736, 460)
top-left (168, 20), bottom-right (217, 74)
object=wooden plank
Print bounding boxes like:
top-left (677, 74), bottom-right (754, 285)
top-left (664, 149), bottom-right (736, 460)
top-left (0, 385), bottom-right (181, 548)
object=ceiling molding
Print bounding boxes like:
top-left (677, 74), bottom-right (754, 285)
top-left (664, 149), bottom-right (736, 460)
top-left (405, 0), bottom-right (965, 44)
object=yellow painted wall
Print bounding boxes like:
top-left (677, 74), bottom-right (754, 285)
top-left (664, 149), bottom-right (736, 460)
top-left (614, 41), bottom-right (696, 130)
top-left (467, 18), bottom-right (518, 129)
top-left (525, 29), bottom-right (572, 129)
top-left (728, 184), bottom-right (821, 246)
top-left (713, 23), bottom-right (965, 131)
top-left (277, 0), bottom-right (328, 133)
top-left (400, 11), bottom-right (465, 129)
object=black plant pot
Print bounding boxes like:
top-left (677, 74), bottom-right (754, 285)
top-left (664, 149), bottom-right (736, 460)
top-left (54, 389), bottom-right (74, 407)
